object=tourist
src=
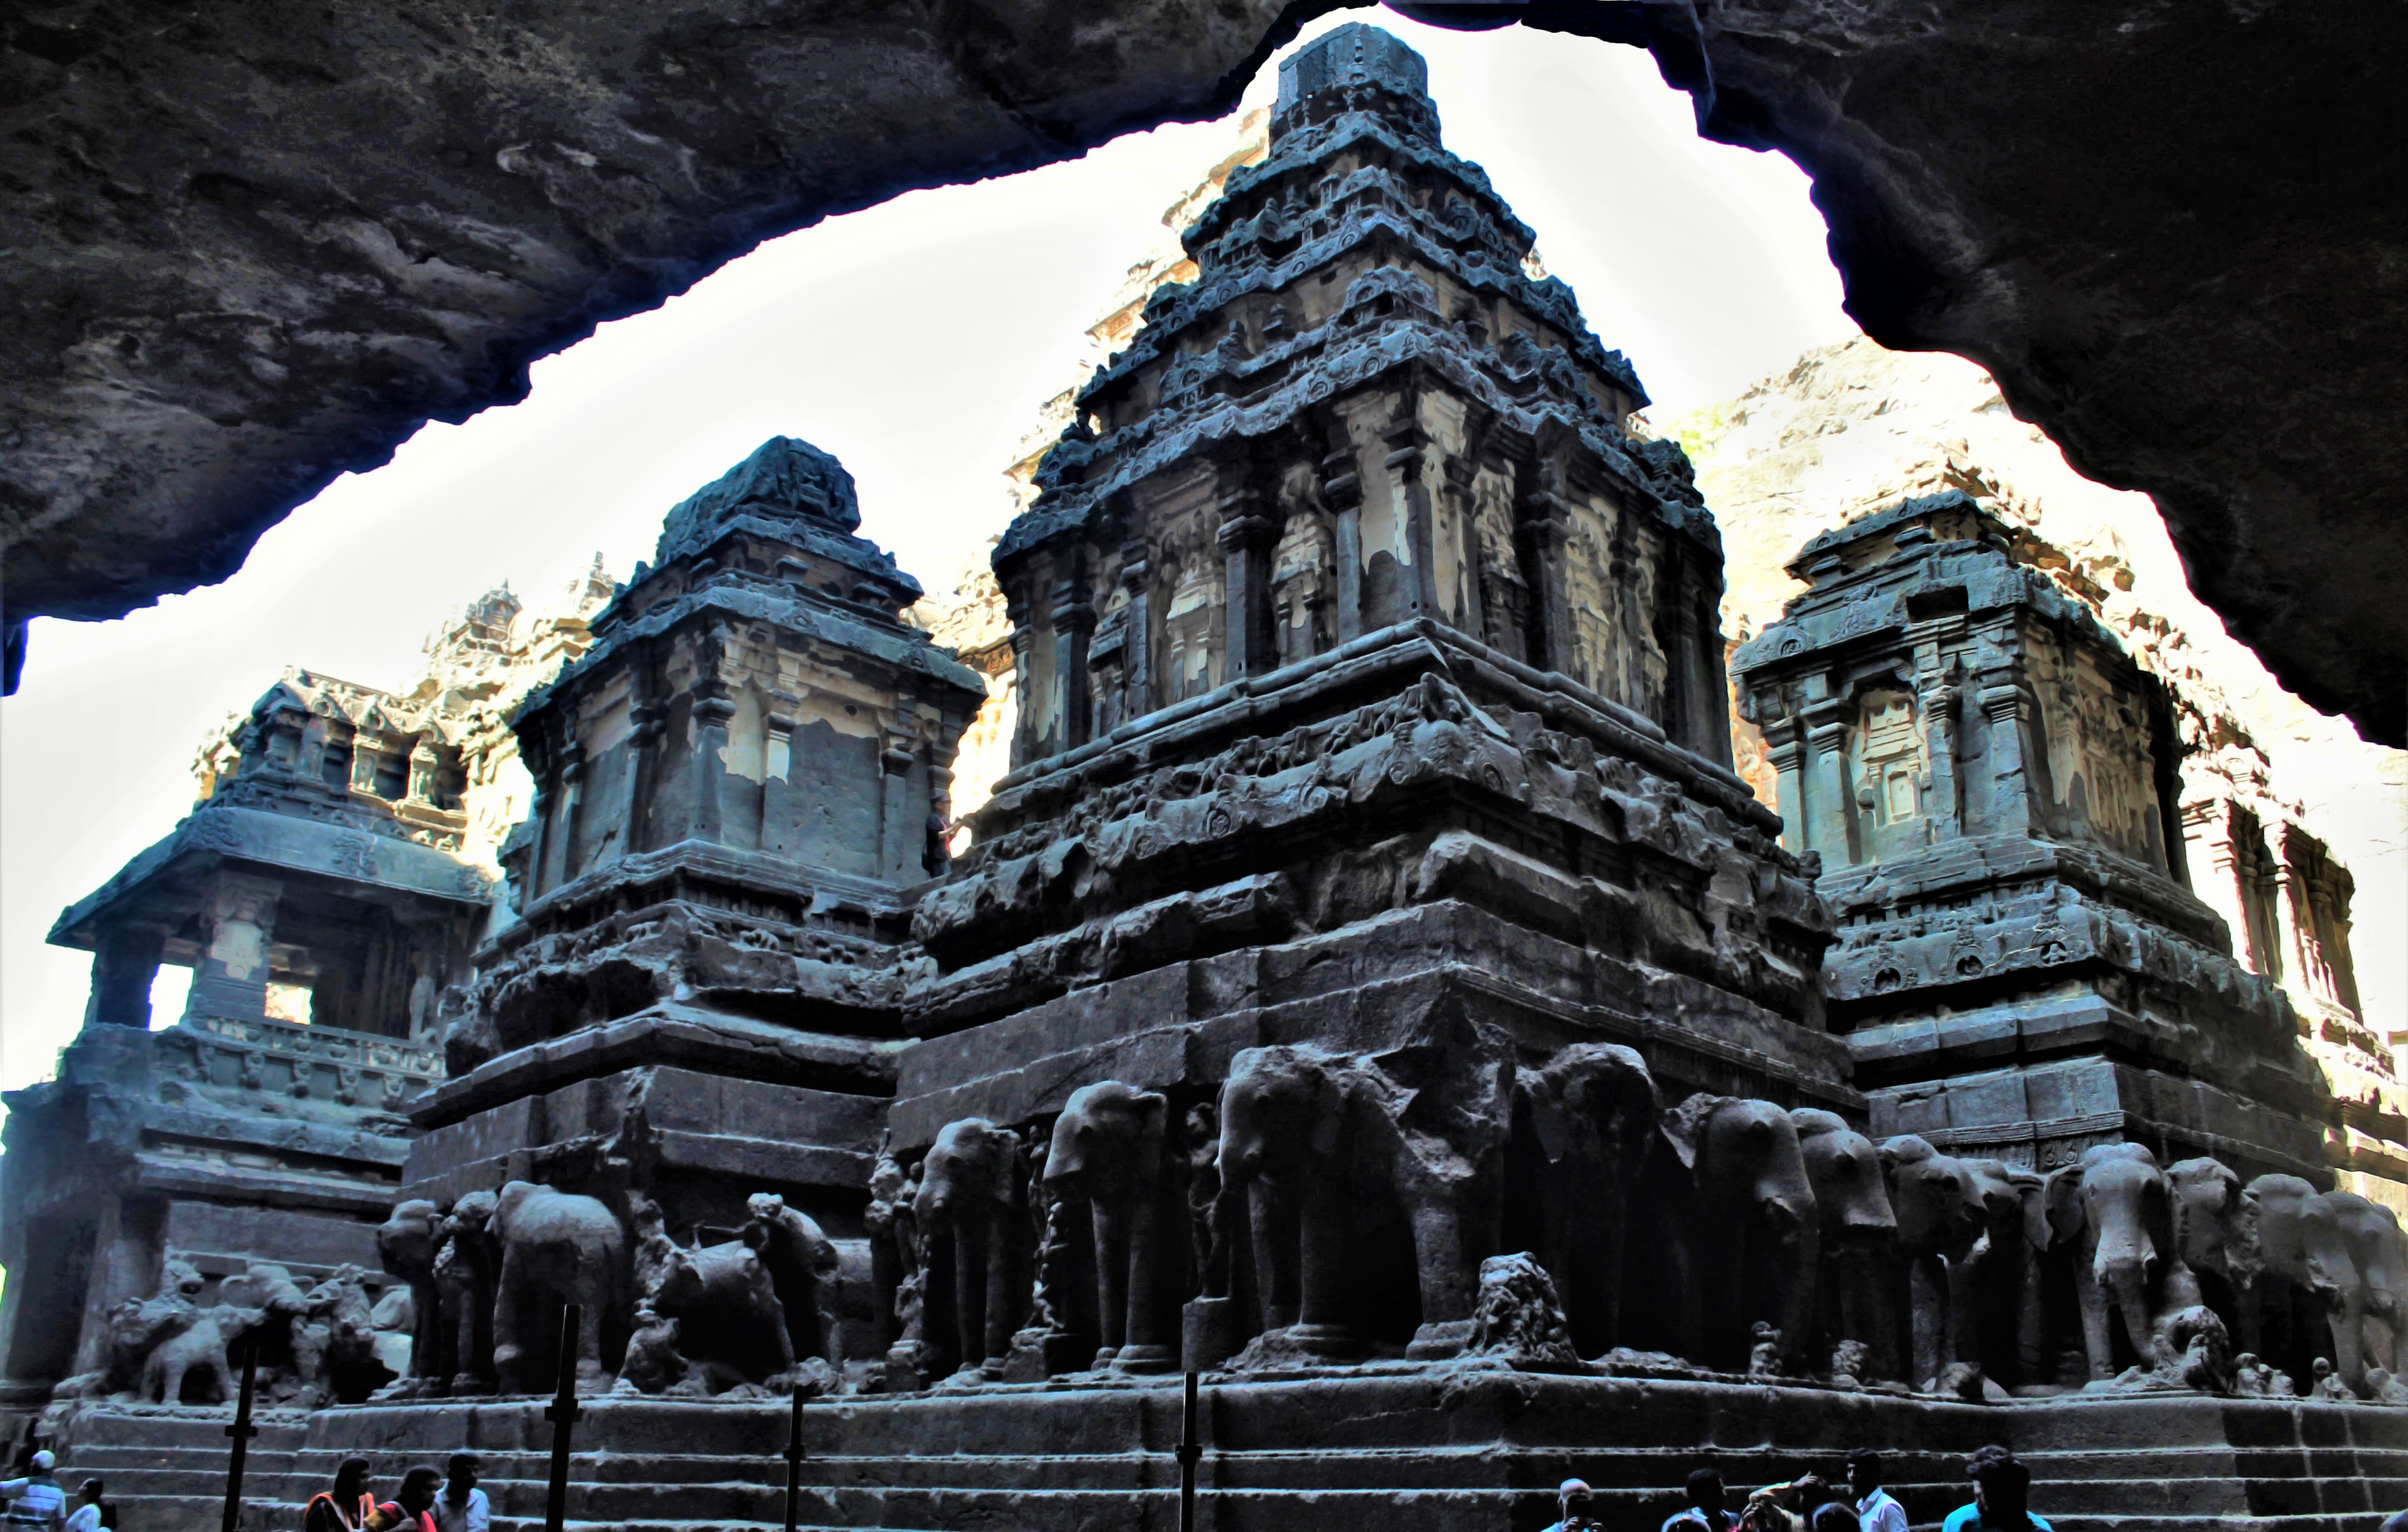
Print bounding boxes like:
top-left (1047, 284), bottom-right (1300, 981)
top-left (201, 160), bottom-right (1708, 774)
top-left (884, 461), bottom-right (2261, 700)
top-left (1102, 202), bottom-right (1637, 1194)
top-left (1663, 1467), bottom-right (1737, 1532)
top-left (367, 1467), bottom-right (442, 1532)
top-left (430, 1453), bottom-right (488, 1532)
top-left (1737, 1474), bottom-right (1823, 1532)
top-left (0, 1450), bottom-right (66, 1529)
top-left (1544, 1477), bottom-right (1604, 1532)
top-left (1941, 1448), bottom-right (2051, 1532)
top-left (302, 1457), bottom-right (376, 1532)
top-left (62, 1481), bottom-right (102, 1532)
top-left (1848, 1449), bottom-right (1908, 1532)
top-left (1809, 1505), bottom-right (1862, 1532)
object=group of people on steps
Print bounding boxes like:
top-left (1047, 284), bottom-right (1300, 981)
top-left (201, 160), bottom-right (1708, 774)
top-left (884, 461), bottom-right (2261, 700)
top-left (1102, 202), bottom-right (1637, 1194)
top-left (1544, 1448), bottom-right (2049, 1532)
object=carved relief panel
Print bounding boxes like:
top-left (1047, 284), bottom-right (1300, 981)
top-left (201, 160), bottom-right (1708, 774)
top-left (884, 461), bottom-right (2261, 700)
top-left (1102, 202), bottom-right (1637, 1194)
top-left (1270, 511), bottom-right (1335, 669)
top-left (1852, 689), bottom-right (1928, 841)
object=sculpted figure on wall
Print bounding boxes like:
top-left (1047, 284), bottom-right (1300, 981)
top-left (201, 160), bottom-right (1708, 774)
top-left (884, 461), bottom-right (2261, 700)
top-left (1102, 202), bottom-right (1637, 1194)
top-left (914, 1118), bottom-right (1029, 1380)
top-left (1789, 1109), bottom-right (1898, 1380)
top-left (1651, 1095), bottom-right (1820, 1373)
top-left (1216, 1042), bottom-right (1505, 1366)
top-left (489, 1179), bottom-right (629, 1393)
top-left (1043, 1082), bottom-right (1188, 1373)
top-left (1505, 1042), bottom-right (1657, 1357)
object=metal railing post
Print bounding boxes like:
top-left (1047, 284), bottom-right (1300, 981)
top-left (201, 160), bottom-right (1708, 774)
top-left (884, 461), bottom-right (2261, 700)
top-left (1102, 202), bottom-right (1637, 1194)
top-left (543, 1305), bottom-right (583, 1532)
top-left (220, 1342), bottom-right (260, 1532)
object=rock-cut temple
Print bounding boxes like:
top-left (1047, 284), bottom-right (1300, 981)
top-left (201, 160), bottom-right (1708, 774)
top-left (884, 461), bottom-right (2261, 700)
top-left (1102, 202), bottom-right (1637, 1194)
top-left (3, 24), bottom-right (2402, 1531)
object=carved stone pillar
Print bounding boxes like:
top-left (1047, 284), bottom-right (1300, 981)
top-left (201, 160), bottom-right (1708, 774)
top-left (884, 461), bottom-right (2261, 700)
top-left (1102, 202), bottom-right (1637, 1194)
top-left (1117, 552), bottom-right (1152, 722)
top-left (1383, 420), bottom-right (1438, 618)
top-left (1050, 577), bottom-right (1096, 753)
top-left (1764, 723), bottom-right (1809, 858)
top-left (622, 698), bottom-right (666, 858)
top-left (1217, 471), bottom-right (1278, 680)
top-left (1803, 695), bottom-right (1858, 866)
top-left (84, 922), bottom-right (166, 1029)
top-left (188, 874), bottom-right (282, 1022)
top-left (1441, 449), bottom-right (1482, 635)
top-left (551, 738), bottom-right (587, 884)
top-left (1005, 580), bottom-right (1042, 768)
top-left (689, 624), bottom-right (735, 845)
top-left (880, 737), bottom-right (917, 881)
top-left (521, 723), bottom-right (560, 903)
top-left (1319, 445), bottom-right (1365, 643)
top-left (1920, 678), bottom-right (1963, 839)
top-left (1517, 489), bottom-right (1574, 675)
top-left (1974, 658), bottom-right (2038, 838)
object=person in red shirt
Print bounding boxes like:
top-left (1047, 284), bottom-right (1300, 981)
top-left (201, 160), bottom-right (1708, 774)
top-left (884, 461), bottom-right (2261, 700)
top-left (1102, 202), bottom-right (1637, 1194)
top-left (366, 1468), bottom-right (442, 1532)
top-left (302, 1459), bottom-right (374, 1532)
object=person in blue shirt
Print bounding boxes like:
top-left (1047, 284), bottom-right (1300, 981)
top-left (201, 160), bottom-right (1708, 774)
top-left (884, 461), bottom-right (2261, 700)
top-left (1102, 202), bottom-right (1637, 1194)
top-left (1940, 1447), bottom-right (2051, 1532)
top-left (1663, 1468), bottom-right (1736, 1532)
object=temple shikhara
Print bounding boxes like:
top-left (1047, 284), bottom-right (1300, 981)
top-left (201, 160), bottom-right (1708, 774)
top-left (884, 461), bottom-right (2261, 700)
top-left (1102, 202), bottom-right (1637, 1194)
top-left (3, 26), bottom-right (2401, 1531)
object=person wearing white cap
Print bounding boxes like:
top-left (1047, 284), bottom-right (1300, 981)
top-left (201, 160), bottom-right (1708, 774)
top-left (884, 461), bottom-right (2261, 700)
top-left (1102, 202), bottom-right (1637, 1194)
top-left (1546, 1477), bottom-right (1605, 1532)
top-left (0, 1450), bottom-right (66, 1528)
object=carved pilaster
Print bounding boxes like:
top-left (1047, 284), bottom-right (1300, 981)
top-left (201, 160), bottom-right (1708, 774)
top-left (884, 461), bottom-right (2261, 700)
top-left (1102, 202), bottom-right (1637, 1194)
top-left (1974, 657), bottom-right (2037, 838)
top-left (84, 922), bottom-right (166, 1030)
top-left (1217, 467), bottom-right (1278, 680)
top-left (1318, 443), bottom-right (1365, 643)
top-left (1804, 701), bottom-right (1859, 867)
top-left (552, 737), bottom-right (589, 881)
top-left (1919, 679), bottom-right (1963, 840)
top-left (1118, 552), bottom-right (1153, 723)
top-left (880, 736), bottom-right (918, 881)
top-left (1517, 490), bottom-right (1575, 677)
top-left (1763, 720), bottom-right (1809, 858)
top-left (1383, 419), bottom-right (1438, 618)
top-left (1049, 567), bottom-right (1097, 755)
top-left (188, 873), bottom-right (282, 1023)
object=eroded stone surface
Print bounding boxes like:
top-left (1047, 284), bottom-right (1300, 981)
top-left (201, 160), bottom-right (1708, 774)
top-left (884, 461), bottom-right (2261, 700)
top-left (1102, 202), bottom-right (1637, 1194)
top-left (3, 2), bottom-right (2402, 743)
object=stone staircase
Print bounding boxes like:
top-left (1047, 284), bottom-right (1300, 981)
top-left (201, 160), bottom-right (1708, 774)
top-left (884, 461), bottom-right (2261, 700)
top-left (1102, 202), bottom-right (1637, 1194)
top-left (43, 1370), bottom-right (2408, 1532)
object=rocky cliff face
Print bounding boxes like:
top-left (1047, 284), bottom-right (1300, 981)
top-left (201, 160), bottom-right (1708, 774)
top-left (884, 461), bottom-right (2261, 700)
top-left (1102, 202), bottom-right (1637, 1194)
top-left (1671, 336), bottom-right (2406, 1132)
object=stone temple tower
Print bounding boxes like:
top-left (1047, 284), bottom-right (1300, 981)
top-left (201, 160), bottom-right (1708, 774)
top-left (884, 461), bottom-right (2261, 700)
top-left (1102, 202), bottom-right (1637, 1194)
top-left (1728, 490), bottom-right (2326, 1178)
top-left (403, 438), bottom-right (983, 1354)
top-left (898, 20), bottom-right (1839, 1375)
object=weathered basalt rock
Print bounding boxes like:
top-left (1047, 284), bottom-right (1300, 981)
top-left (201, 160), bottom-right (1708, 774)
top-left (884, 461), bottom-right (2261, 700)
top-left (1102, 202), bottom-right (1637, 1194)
top-left (5, 1), bottom-right (2402, 746)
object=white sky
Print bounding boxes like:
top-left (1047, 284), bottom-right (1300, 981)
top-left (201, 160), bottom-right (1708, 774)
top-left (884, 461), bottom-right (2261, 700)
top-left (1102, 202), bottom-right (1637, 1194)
top-left (0, 10), bottom-right (1858, 1091)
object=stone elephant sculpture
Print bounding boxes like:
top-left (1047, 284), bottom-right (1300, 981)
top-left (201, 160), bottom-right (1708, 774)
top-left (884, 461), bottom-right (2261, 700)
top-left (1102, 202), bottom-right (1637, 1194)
top-left (1960, 1158), bottom-right (2048, 1387)
top-left (2165, 1158), bottom-right (2264, 1355)
top-left (1218, 1043), bottom-right (1506, 1364)
top-left (375, 1198), bottom-right (447, 1392)
top-left (1044, 1080), bottom-right (1187, 1373)
top-left (2046, 1143), bottom-right (2180, 1380)
top-left (1647, 1095), bottom-right (1818, 1373)
top-left (2331, 1191), bottom-right (2406, 1376)
top-left (744, 1193), bottom-right (845, 1369)
top-left (1505, 1042), bottom-right (1657, 1358)
top-left (490, 1180), bottom-right (630, 1393)
top-left (1790, 1109), bottom-right (1897, 1379)
top-left (435, 1191), bottom-right (500, 1395)
top-left (1880, 1135), bottom-right (1986, 1389)
top-left (2248, 1174), bottom-right (2365, 1391)
top-left (914, 1118), bottom-right (1029, 1379)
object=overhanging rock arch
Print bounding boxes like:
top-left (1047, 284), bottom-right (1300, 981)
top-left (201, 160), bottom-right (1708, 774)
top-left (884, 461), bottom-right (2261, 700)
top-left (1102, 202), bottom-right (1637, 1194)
top-left (3, 0), bottom-right (2402, 743)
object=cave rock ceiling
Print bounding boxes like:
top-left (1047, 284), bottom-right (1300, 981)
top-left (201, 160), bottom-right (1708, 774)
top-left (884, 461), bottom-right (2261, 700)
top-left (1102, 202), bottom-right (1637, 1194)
top-left (2, 0), bottom-right (2401, 742)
